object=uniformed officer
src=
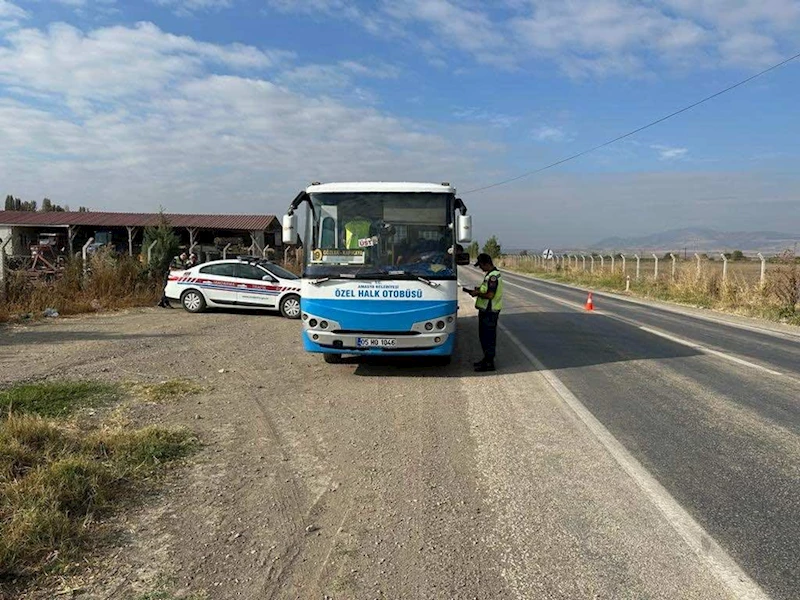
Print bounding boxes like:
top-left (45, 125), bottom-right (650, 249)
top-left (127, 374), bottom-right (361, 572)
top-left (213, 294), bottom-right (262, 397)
top-left (466, 253), bottom-right (504, 372)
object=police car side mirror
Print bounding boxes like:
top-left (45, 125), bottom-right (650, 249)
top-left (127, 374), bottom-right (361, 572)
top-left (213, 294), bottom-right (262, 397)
top-left (455, 252), bottom-right (471, 266)
top-left (262, 275), bottom-right (276, 282)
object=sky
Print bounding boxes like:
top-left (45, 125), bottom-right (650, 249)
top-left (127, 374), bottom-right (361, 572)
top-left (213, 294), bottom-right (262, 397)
top-left (1, 0), bottom-right (799, 248)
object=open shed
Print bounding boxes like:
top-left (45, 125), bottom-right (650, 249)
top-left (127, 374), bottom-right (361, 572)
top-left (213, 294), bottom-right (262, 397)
top-left (0, 211), bottom-right (283, 261)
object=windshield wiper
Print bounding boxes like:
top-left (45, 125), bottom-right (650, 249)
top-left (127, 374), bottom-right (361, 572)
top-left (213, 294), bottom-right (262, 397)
top-left (388, 269), bottom-right (440, 288)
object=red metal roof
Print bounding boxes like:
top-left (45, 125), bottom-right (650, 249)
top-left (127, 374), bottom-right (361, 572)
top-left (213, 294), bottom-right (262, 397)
top-left (0, 211), bottom-right (277, 231)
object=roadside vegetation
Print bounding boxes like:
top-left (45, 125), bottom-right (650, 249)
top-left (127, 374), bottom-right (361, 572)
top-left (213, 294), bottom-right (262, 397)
top-left (0, 251), bottom-right (162, 324)
top-left (499, 251), bottom-right (800, 325)
top-left (0, 380), bottom-right (197, 591)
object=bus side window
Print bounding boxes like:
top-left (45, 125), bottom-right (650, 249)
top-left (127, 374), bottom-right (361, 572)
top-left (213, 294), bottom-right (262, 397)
top-left (320, 216), bottom-right (336, 249)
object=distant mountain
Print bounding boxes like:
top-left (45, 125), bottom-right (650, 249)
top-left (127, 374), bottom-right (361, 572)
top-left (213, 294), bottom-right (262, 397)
top-left (592, 228), bottom-right (798, 254)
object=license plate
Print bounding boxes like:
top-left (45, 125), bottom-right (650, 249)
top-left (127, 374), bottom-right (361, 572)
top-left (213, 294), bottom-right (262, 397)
top-left (357, 337), bottom-right (397, 348)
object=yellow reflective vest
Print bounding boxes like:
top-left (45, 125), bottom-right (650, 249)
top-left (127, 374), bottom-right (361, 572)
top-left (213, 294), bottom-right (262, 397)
top-left (344, 219), bottom-right (372, 249)
top-left (475, 269), bottom-right (503, 312)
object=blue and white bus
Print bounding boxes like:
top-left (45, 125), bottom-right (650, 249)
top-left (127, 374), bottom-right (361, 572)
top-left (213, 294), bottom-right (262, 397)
top-left (282, 182), bottom-right (472, 363)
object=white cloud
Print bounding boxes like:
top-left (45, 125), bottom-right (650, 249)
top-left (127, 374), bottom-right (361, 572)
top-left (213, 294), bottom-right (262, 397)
top-left (280, 60), bottom-right (400, 90)
top-left (651, 144), bottom-right (689, 160)
top-left (0, 21), bottom-right (482, 213)
top-left (0, 22), bottom-right (291, 102)
top-left (453, 107), bottom-right (518, 128)
top-left (265, 0), bottom-right (800, 76)
top-left (0, 0), bottom-right (26, 18)
top-left (533, 125), bottom-right (567, 142)
top-left (151, 0), bottom-right (233, 15)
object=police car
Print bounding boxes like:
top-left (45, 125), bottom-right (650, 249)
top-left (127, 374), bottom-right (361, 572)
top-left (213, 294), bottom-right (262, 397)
top-left (164, 257), bottom-right (302, 319)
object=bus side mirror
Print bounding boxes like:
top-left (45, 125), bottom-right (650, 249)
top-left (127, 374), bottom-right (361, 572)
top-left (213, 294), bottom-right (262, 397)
top-left (282, 214), bottom-right (298, 245)
top-left (456, 214), bottom-right (472, 244)
top-left (456, 252), bottom-right (471, 266)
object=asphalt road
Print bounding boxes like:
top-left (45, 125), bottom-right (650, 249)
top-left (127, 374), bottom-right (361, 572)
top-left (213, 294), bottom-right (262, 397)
top-left (464, 268), bottom-right (800, 600)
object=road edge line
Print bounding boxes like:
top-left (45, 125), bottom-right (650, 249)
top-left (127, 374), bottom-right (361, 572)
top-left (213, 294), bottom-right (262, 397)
top-left (499, 323), bottom-right (772, 600)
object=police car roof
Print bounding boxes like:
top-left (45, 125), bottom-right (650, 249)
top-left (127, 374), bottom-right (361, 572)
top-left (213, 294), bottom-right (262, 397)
top-left (305, 182), bottom-right (456, 194)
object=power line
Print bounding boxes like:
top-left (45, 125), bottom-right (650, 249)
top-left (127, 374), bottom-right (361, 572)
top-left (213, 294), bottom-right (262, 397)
top-left (463, 51), bottom-right (800, 195)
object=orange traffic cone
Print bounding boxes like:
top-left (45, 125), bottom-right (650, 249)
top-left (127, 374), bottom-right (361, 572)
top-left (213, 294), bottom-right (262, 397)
top-left (585, 292), bottom-right (594, 311)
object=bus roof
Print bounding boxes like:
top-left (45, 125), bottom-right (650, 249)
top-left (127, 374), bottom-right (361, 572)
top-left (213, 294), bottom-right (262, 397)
top-left (305, 182), bottom-right (456, 195)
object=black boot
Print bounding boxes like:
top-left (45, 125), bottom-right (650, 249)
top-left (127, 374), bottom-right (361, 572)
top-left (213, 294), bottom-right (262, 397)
top-left (475, 361), bottom-right (495, 372)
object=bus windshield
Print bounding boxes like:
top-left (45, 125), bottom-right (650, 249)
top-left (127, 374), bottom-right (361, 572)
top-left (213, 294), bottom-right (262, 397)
top-left (304, 192), bottom-right (456, 279)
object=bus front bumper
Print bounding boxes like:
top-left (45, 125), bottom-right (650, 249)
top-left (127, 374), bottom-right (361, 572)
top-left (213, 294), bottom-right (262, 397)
top-left (303, 330), bottom-right (454, 355)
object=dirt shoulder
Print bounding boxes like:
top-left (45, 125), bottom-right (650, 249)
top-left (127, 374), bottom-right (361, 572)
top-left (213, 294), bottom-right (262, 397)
top-left (1, 305), bottom-right (737, 599)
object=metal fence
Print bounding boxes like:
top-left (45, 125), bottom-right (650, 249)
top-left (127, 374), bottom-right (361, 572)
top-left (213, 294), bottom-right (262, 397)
top-left (499, 252), bottom-right (791, 288)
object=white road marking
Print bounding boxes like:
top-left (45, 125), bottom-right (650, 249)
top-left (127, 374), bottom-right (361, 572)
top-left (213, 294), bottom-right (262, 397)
top-left (499, 324), bottom-right (773, 600)
top-left (638, 326), bottom-right (784, 377)
top-left (502, 270), bottom-right (800, 342)
top-left (498, 277), bottom-right (785, 378)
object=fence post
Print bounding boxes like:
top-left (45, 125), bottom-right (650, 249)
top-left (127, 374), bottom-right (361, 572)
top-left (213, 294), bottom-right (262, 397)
top-left (0, 238), bottom-right (10, 302)
top-left (599, 255), bottom-right (605, 271)
top-left (634, 254), bottom-right (640, 280)
top-left (223, 243), bottom-right (232, 259)
top-left (82, 238), bottom-right (95, 280)
top-left (720, 253), bottom-right (728, 283)
top-left (626, 275), bottom-right (631, 292)
top-left (562, 254), bottom-right (568, 269)
top-left (652, 253), bottom-right (659, 279)
top-left (757, 252), bottom-right (766, 288)
top-left (590, 255), bottom-right (595, 273)
top-left (610, 254), bottom-right (615, 273)
top-left (669, 253), bottom-right (676, 281)
top-left (621, 254), bottom-right (626, 275)
top-left (580, 254), bottom-right (586, 271)
top-left (695, 253), bottom-right (701, 280)
top-left (147, 240), bottom-right (158, 265)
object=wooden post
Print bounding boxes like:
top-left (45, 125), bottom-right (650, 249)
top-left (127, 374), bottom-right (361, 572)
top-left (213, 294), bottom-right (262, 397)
top-left (757, 253), bottom-right (766, 288)
top-left (0, 238), bottom-right (11, 302)
top-left (126, 226), bottom-right (137, 257)
top-left (68, 225), bottom-right (78, 256)
top-left (187, 228), bottom-right (198, 255)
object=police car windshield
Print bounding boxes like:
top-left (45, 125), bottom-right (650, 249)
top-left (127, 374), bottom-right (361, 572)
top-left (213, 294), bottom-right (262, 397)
top-left (304, 192), bottom-right (456, 279)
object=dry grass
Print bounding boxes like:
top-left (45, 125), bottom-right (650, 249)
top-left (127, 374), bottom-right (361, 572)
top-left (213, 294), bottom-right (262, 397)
top-left (501, 255), bottom-right (800, 325)
top-left (0, 381), bottom-right (198, 585)
top-left (131, 379), bottom-right (204, 403)
top-left (0, 250), bottom-right (161, 324)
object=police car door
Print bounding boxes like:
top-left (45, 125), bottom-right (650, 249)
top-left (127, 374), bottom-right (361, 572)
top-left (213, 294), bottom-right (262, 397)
top-left (235, 263), bottom-right (278, 308)
top-left (197, 263), bottom-right (238, 306)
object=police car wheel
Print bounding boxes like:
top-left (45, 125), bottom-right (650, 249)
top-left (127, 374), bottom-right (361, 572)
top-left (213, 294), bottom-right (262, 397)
top-left (181, 290), bottom-right (206, 313)
top-left (280, 294), bottom-right (301, 319)
top-left (323, 353), bottom-right (342, 364)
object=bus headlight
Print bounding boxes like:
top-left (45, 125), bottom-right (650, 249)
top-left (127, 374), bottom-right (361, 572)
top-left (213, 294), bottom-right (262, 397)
top-left (425, 322), bottom-right (434, 331)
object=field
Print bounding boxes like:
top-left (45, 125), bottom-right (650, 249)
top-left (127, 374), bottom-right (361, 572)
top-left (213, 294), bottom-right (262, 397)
top-left (498, 254), bottom-right (800, 325)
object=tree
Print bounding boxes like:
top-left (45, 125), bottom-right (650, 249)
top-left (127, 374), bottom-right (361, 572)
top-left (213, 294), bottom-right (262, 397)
top-left (482, 236), bottom-right (502, 259)
top-left (41, 198), bottom-right (52, 212)
top-left (143, 212), bottom-right (180, 274)
top-left (78, 206), bottom-right (89, 212)
top-left (519, 249), bottom-right (529, 256)
top-left (467, 241), bottom-right (480, 258)
top-left (4, 195), bottom-right (13, 211)
top-left (731, 250), bottom-right (746, 261)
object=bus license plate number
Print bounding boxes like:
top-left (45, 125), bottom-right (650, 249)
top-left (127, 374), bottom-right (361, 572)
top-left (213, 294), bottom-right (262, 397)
top-left (357, 338), bottom-right (397, 348)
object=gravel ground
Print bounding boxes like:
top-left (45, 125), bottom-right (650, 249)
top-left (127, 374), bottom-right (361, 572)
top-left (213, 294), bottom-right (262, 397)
top-left (0, 304), bottom-right (737, 599)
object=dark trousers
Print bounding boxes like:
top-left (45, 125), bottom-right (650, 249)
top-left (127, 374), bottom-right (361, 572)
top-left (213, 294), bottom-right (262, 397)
top-left (478, 310), bottom-right (499, 362)
top-left (159, 270), bottom-right (170, 305)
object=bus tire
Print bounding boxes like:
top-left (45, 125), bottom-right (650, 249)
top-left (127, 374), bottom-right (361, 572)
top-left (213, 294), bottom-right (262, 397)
top-left (323, 353), bottom-right (342, 364)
